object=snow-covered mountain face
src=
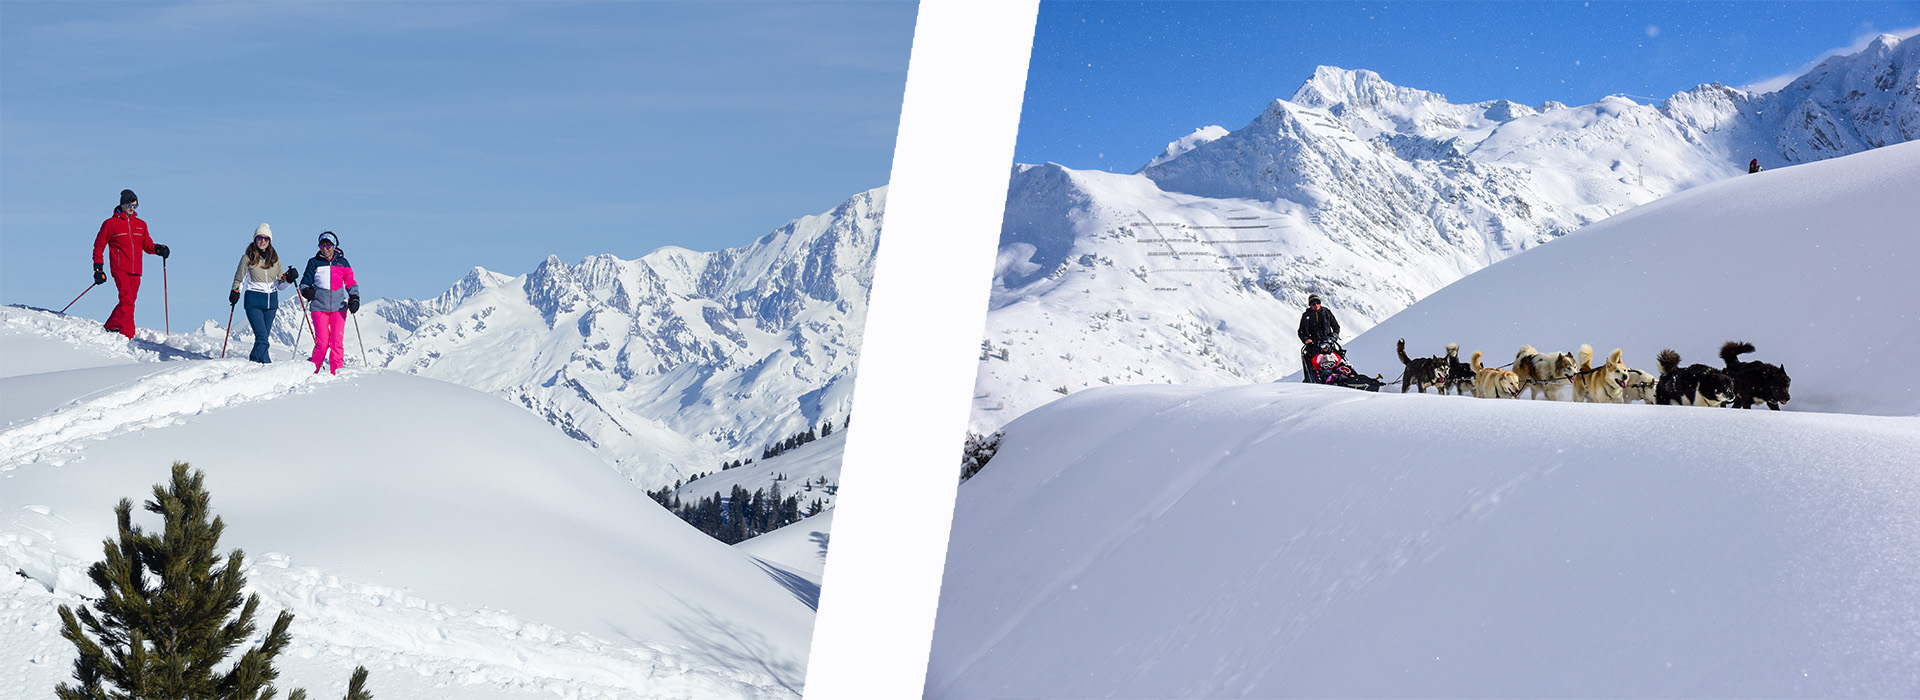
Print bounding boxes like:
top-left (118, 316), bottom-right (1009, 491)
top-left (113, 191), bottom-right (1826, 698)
top-left (974, 35), bottom-right (1919, 433)
top-left (231, 189), bottom-right (883, 490)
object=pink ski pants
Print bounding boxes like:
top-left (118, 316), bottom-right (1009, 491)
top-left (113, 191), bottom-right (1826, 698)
top-left (310, 310), bottom-right (347, 371)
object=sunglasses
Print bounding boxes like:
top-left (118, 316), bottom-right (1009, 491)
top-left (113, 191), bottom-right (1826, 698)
top-left (255, 236), bottom-right (271, 242)
top-left (319, 242), bottom-right (335, 248)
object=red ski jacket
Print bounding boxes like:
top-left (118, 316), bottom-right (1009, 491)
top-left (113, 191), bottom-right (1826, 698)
top-left (93, 208), bottom-right (156, 276)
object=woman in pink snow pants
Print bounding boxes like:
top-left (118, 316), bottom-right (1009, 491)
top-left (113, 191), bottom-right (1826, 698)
top-left (299, 231), bottom-right (361, 374)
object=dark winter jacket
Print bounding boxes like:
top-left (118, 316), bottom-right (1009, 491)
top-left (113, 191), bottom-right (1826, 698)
top-left (93, 207), bottom-right (156, 276)
top-left (1298, 306), bottom-right (1340, 345)
top-left (300, 251), bottom-right (360, 313)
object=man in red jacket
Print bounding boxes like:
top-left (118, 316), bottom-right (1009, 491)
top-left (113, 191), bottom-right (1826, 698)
top-left (92, 189), bottom-right (169, 337)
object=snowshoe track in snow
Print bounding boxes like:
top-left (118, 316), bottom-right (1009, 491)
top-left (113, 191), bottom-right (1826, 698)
top-left (1, 361), bottom-right (344, 472)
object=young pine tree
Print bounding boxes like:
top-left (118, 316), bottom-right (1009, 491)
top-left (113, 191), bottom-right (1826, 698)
top-left (55, 461), bottom-right (370, 700)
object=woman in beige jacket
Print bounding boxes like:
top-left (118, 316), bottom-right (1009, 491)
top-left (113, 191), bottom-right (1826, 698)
top-left (230, 224), bottom-right (300, 363)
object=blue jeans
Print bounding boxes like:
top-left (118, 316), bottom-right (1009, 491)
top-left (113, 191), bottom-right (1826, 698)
top-left (244, 290), bottom-right (278, 363)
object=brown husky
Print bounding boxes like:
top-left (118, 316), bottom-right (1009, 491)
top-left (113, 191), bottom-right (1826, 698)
top-left (1471, 350), bottom-right (1522, 399)
top-left (1571, 344), bottom-right (1630, 403)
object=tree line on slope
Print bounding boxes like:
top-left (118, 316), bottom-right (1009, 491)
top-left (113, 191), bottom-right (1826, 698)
top-left (645, 482), bottom-right (825, 544)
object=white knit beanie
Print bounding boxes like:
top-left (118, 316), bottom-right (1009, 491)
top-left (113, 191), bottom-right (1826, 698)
top-left (254, 223), bottom-right (272, 240)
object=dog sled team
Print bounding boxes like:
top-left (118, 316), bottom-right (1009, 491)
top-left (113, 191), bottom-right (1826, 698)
top-left (76, 189), bottom-right (367, 375)
top-left (1390, 338), bottom-right (1792, 410)
top-left (1297, 294), bottom-right (1791, 409)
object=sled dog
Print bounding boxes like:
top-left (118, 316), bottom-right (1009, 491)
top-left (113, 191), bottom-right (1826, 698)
top-left (1471, 350), bottom-right (1521, 399)
top-left (1444, 354), bottom-right (1476, 396)
top-left (1656, 349), bottom-right (1734, 407)
top-left (1514, 345), bottom-right (1577, 400)
top-left (1397, 339), bottom-right (1455, 394)
top-left (1571, 345), bottom-right (1630, 404)
top-left (1620, 367), bottom-right (1658, 404)
top-left (1720, 341), bottom-right (1791, 410)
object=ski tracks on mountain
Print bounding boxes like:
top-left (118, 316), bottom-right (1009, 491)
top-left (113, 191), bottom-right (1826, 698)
top-left (0, 362), bottom-right (338, 473)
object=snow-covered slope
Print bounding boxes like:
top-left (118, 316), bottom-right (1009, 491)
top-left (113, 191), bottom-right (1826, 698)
top-left (928, 385), bottom-right (1920, 698)
top-left (928, 126), bottom-right (1920, 700)
top-left (736, 510), bottom-right (835, 582)
top-left (1, 307), bottom-right (814, 699)
top-left (225, 188), bottom-right (882, 491)
top-left (973, 35), bottom-right (1919, 432)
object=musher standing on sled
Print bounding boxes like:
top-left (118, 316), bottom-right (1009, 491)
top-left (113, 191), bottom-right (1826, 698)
top-left (91, 189), bottom-right (170, 337)
top-left (1297, 294), bottom-right (1340, 381)
top-left (299, 231), bottom-right (361, 375)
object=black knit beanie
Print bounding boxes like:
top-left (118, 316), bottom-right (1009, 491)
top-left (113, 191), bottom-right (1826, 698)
top-left (119, 189), bottom-right (138, 206)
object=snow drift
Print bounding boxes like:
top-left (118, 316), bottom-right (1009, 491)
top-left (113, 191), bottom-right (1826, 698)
top-left (928, 384), bottom-right (1920, 698)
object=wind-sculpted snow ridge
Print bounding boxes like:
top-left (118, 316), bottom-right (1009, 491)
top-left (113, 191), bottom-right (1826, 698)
top-left (929, 384), bottom-right (1920, 698)
top-left (974, 36), bottom-right (1919, 433)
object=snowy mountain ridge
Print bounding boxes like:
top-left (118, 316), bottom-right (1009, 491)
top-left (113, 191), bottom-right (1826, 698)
top-left (972, 35), bottom-right (1918, 433)
top-left (231, 188), bottom-right (883, 490)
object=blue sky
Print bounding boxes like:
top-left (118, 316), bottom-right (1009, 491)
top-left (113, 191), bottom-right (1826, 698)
top-left (1016, 1), bottom-right (1920, 171)
top-left (2, 1), bottom-right (915, 329)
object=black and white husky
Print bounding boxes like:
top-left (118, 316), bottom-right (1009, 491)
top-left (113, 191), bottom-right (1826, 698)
top-left (1656, 349), bottom-right (1734, 407)
top-left (1721, 341), bottom-right (1791, 410)
top-left (1396, 339), bottom-right (1455, 394)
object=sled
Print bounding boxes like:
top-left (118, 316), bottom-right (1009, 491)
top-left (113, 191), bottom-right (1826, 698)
top-left (1302, 340), bottom-right (1383, 392)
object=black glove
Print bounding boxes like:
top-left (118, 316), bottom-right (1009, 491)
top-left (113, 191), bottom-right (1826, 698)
top-left (283, 267), bottom-right (299, 284)
top-left (229, 290), bottom-right (240, 306)
top-left (300, 287), bottom-right (315, 301)
top-left (93, 263), bottom-right (106, 285)
top-left (347, 295), bottom-right (360, 314)
top-left (153, 244), bottom-right (169, 259)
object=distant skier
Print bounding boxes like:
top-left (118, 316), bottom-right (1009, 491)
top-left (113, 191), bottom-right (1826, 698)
top-left (1748, 158), bottom-right (1762, 174)
top-left (299, 231), bottom-right (361, 375)
top-left (229, 224), bottom-right (300, 363)
top-left (1297, 294), bottom-right (1341, 378)
top-left (90, 189), bottom-right (170, 337)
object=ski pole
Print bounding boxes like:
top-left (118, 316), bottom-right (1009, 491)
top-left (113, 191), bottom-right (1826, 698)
top-left (351, 310), bottom-right (368, 367)
top-left (58, 282), bottom-right (96, 314)
top-left (293, 296), bottom-right (317, 362)
top-left (221, 303), bottom-right (235, 358)
top-left (162, 258), bottom-right (170, 335)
